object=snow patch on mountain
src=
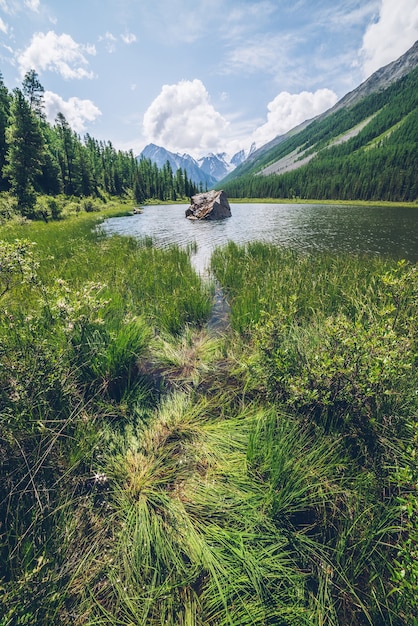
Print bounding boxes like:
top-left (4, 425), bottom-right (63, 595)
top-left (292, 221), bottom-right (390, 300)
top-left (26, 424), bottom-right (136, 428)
top-left (138, 143), bottom-right (256, 187)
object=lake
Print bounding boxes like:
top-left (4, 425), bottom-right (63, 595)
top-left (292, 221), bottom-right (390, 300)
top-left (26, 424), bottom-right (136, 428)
top-left (101, 203), bottom-right (418, 273)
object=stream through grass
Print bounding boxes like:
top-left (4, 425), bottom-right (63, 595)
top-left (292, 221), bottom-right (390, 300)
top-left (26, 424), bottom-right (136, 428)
top-left (1, 209), bottom-right (417, 625)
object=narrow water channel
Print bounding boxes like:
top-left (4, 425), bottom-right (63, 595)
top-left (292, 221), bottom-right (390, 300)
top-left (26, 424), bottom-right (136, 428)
top-left (205, 282), bottom-right (231, 335)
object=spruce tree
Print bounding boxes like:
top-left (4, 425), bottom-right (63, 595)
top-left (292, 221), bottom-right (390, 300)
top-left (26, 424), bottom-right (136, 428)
top-left (55, 112), bottom-right (80, 195)
top-left (0, 72), bottom-right (10, 189)
top-left (22, 69), bottom-right (45, 118)
top-left (5, 88), bottom-right (45, 215)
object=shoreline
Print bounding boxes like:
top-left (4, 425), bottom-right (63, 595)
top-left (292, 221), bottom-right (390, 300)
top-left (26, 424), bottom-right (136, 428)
top-left (141, 197), bottom-right (418, 209)
top-left (227, 197), bottom-right (418, 208)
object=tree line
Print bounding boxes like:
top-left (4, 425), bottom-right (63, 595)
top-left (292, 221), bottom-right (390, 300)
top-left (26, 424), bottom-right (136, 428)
top-left (0, 70), bottom-right (198, 219)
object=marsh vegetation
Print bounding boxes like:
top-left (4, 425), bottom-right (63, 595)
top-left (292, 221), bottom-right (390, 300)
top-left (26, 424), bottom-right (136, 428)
top-left (0, 210), bottom-right (417, 625)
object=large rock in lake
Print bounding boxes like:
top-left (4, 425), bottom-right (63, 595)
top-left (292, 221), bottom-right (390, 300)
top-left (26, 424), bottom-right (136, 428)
top-left (185, 190), bottom-right (231, 220)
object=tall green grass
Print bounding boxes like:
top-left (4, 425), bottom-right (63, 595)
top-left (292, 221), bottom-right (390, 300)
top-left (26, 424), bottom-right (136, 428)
top-left (58, 392), bottom-right (405, 625)
top-left (211, 242), bottom-right (417, 624)
top-left (210, 244), bottom-right (416, 452)
top-left (210, 241), bottom-right (401, 333)
top-left (63, 394), bottom-right (331, 625)
top-left (0, 211), bottom-right (213, 624)
top-left (1, 222), bottom-right (416, 624)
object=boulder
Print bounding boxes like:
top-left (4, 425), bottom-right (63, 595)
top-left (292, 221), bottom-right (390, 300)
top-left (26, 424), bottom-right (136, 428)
top-left (185, 190), bottom-right (231, 220)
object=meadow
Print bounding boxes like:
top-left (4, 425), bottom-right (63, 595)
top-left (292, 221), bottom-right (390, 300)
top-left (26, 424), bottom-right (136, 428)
top-left (0, 209), bottom-right (417, 625)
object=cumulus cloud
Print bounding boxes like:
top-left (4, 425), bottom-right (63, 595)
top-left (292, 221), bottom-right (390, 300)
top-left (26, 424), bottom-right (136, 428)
top-left (143, 79), bottom-right (229, 156)
top-left (360, 0), bottom-right (418, 78)
top-left (252, 89), bottom-right (338, 147)
top-left (18, 31), bottom-right (96, 79)
top-left (0, 17), bottom-right (8, 33)
top-left (44, 90), bottom-right (101, 133)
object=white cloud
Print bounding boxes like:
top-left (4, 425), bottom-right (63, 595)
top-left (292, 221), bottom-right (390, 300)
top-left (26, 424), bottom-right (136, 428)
top-left (0, 17), bottom-right (8, 33)
top-left (121, 33), bottom-right (137, 44)
top-left (18, 31), bottom-right (96, 79)
top-left (226, 41), bottom-right (279, 73)
top-left (228, 1), bottom-right (276, 22)
top-left (360, 0), bottom-right (418, 78)
top-left (222, 34), bottom-right (296, 76)
top-left (99, 32), bottom-right (136, 52)
top-left (320, 1), bottom-right (380, 29)
top-left (142, 82), bottom-right (339, 158)
top-left (0, 0), bottom-right (40, 12)
top-left (252, 89), bottom-right (338, 147)
top-left (99, 31), bottom-right (117, 53)
top-left (24, 0), bottom-right (40, 11)
top-left (143, 79), bottom-right (229, 157)
top-left (139, 0), bottom-right (276, 46)
top-left (223, 1), bottom-right (277, 38)
top-left (44, 90), bottom-right (101, 133)
top-left (0, 1), bottom-right (14, 13)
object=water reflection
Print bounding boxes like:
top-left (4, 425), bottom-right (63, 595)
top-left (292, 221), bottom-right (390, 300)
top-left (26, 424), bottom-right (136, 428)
top-left (101, 203), bottom-right (418, 273)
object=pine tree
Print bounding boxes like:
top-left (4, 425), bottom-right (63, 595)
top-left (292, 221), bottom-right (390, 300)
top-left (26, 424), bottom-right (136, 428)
top-left (133, 170), bottom-right (146, 203)
top-left (37, 148), bottom-right (63, 196)
top-left (77, 145), bottom-right (95, 196)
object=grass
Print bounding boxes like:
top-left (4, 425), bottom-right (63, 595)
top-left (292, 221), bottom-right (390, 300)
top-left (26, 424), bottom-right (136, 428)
top-left (1, 215), bottom-right (417, 624)
top-left (65, 395), bottom-right (322, 625)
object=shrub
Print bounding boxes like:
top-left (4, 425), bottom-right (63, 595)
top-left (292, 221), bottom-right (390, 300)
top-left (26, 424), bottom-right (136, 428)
top-left (0, 193), bottom-right (18, 223)
top-left (82, 197), bottom-right (99, 212)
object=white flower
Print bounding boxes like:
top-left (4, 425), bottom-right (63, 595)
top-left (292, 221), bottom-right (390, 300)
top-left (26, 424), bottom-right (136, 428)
top-left (93, 472), bottom-right (108, 485)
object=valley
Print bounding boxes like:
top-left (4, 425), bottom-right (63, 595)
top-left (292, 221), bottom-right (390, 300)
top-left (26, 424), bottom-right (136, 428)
top-left (0, 36), bottom-right (417, 626)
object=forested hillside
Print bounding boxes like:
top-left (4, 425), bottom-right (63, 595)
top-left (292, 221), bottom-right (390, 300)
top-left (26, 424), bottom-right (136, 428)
top-left (0, 70), bottom-right (197, 220)
top-left (221, 66), bottom-right (418, 202)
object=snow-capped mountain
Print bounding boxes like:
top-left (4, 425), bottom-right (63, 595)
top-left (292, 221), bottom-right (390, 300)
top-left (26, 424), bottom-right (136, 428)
top-left (198, 152), bottom-right (234, 182)
top-left (138, 143), bottom-right (255, 187)
top-left (230, 143), bottom-right (256, 167)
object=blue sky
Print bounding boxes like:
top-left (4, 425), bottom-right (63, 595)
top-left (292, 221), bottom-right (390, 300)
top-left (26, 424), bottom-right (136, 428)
top-left (0, 0), bottom-right (417, 158)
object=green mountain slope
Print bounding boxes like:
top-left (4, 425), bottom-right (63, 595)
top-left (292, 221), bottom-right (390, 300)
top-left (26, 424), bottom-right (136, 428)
top-left (220, 43), bottom-right (418, 202)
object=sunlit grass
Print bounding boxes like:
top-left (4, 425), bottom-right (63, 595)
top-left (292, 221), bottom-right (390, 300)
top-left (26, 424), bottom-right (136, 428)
top-left (210, 242), bottom-right (400, 334)
top-left (68, 394), bottom-right (312, 625)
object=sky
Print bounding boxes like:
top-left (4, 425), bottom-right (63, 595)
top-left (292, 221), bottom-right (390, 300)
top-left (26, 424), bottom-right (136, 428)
top-left (0, 0), bottom-right (417, 159)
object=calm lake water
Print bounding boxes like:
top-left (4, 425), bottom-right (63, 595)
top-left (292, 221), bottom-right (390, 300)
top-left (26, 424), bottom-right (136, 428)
top-left (101, 203), bottom-right (418, 273)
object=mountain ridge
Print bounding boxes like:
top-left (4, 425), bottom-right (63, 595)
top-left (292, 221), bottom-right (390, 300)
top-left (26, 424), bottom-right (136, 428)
top-left (221, 40), bottom-right (418, 186)
top-left (138, 143), bottom-right (255, 188)
top-left (138, 41), bottom-right (417, 201)
top-left (218, 40), bottom-right (417, 202)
